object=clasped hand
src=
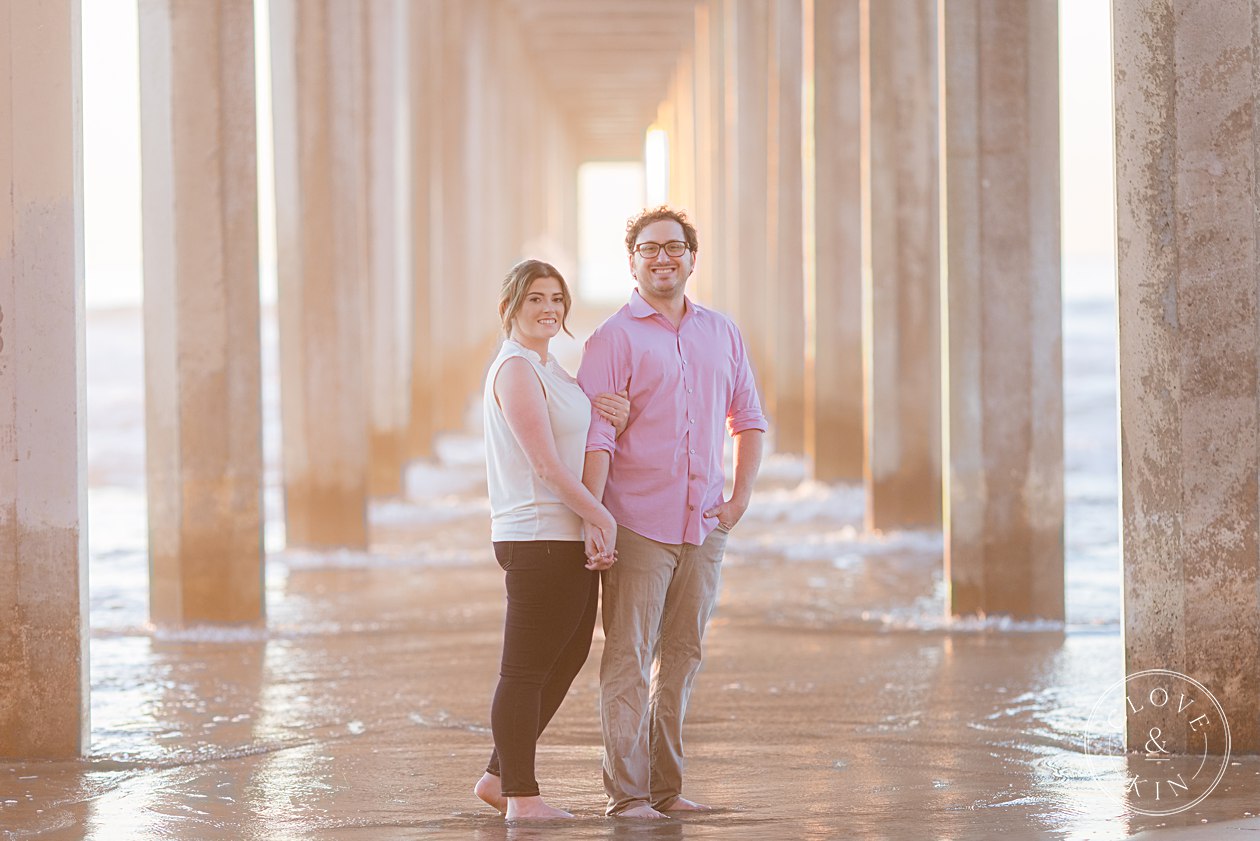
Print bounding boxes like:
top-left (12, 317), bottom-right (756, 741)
top-left (584, 522), bottom-right (617, 571)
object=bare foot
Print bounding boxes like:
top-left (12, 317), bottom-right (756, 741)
top-left (660, 796), bottom-right (713, 812)
top-left (615, 803), bottom-right (670, 819)
top-left (505, 795), bottom-right (574, 821)
top-left (474, 772), bottom-right (506, 814)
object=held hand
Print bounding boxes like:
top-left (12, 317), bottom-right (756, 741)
top-left (593, 389), bottom-right (631, 437)
top-left (585, 536), bottom-right (617, 570)
top-left (584, 521), bottom-right (606, 562)
top-left (584, 519), bottom-right (618, 571)
top-left (703, 497), bottom-right (748, 532)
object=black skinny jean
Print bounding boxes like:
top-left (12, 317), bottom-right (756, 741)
top-left (485, 540), bottom-right (599, 797)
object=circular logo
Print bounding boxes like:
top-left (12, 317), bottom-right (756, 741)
top-left (1083, 669), bottom-right (1231, 816)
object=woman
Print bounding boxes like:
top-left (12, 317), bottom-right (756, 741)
top-left (474, 259), bottom-right (627, 821)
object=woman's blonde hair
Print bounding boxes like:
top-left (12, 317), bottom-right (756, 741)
top-left (498, 259), bottom-right (573, 338)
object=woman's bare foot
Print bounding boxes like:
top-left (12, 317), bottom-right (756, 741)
top-left (505, 795), bottom-right (574, 821)
top-left (616, 803), bottom-right (670, 819)
top-left (474, 772), bottom-right (506, 814)
top-left (660, 796), bottom-right (712, 812)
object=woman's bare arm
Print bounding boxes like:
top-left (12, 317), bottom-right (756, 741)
top-left (495, 357), bottom-right (617, 553)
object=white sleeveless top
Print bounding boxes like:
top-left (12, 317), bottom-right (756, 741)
top-left (484, 339), bottom-right (591, 541)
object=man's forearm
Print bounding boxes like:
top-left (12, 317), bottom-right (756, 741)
top-left (582, 450), bottom-right (612, 502)
top-left (730, 430), bottom-right (764, 507)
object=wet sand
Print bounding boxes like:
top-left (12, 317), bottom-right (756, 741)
top-left (7, 473), bottom-right (1260, 840)
top-left (4, 305), bottom-right (1257, 840)
top-left (5, 541), bottom-right (1260, 839)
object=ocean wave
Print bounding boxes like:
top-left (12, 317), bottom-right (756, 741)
top-left (273, 547), bottom-right (483, 570)
top-left (92, 619), bottom-right (393, 643)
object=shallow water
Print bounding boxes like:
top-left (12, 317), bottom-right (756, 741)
top-left (4, 292), bottom-right (1258, 840)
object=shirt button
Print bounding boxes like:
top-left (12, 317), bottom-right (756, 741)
top-left (688, 388), bottom-right (693, 394)
top-left (690, 419), bottom-right (695, 424)
top-left (690, 449), bottom-right (696, 454)
top-left (689, 474), bottom-right (697, 480)
top-left (688, 505), bottom-right (695, 511)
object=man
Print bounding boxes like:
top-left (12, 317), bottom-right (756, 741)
top-left (577, 206), bottom-right (766, 818)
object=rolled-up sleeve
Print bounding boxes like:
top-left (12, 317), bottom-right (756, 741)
top-left (727, 326), bottom-right (769, 436)
top-left (576, 327), bottom-right (627, 455)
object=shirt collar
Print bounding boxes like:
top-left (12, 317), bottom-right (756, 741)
top-left (629, 288), bottom-right (696, 321)
top-left (505, 337), bottom-right (550, 366)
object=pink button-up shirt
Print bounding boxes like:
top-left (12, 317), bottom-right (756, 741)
top-left (577, 289), bottom-right (767, 546)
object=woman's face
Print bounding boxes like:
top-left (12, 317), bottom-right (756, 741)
top-left (511, 276), bottom-right (565, 343)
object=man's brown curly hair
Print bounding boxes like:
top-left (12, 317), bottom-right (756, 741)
top-left (624, 205), bottom-right (700, 256)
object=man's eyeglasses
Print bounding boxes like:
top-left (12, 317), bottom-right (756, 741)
top-left (633, 241), bottom-right (690, 259)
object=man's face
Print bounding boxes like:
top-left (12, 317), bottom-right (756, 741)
top-left (629, 219), bottom-right (694, 302)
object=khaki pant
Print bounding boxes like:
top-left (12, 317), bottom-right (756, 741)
top-left (599, 524), bottom-right (729, 815)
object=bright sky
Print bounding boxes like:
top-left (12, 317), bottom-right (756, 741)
top-left (81, 0), bottom-right (1114, 309)
top-left (1057, 0), bottom-right (1116, 260)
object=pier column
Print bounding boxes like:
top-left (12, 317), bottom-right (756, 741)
top-left (939, 2), bottom-right (1063, 620)
top-left (554, 127), bottom-right (579, 270)
top-left (693, 0), bottom-right (729, 312)
top-left (0, 0), bottom-right (89, 757)
top-left (492, 12), bottom-right (517, 267)
top-left (406, 0), bottom-right (438, 460)
top-left (466, 0), bottom-right (503, 368)
top-left (804, 0), bottom-right (863, 481)
top-left (690, 0), bottom-right (730, 312)
top-left (726, 0), bottom-right (772, 385)
top-left (861, 0), bottom-right (940, 529)
top-left (666, 48), bottom-right (697, 220)
top-left (139, 0), bottom-right (264, 625)
top-left (541, 114), bottom-right (579, 272)
top-left (270, 0), bottom-right (370, 548)
top-left (769, 0), bottom-right (806, 454)
top-left (432, 1), bottom-right (476, 433)
top-left (1114, 0), bottom-right (1260, 751)
top-left (486, 6), bottom-right (521, 284)
top-left (365, 0), bottom-right (411, 497)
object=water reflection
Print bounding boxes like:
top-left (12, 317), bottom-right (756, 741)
top-left (83, 635), bottom-right (267, 839)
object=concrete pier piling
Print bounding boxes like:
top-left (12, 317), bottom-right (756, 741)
top-left (1114, 0), bottom-right (1260, 752)
top-left (269, 0), bottom-right (371, 549)
top-left (861, 0), bottom-right (942, 531)
top-left (0, 0), bottom-right (89, 758)
top-left (139, 0), bottom-right (264, 624)
top-left (939, 1), bottom-right (1064, 621)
